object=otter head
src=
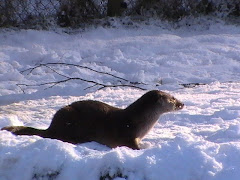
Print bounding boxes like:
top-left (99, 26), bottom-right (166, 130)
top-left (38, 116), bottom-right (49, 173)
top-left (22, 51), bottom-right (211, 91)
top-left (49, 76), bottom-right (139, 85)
top-left (124, 90), bottom-right (184, 140)
top-left (143, 90), bottom-right (184, 114)
top-left (158, 91), bottom-right (184, 112)
top-left (126, 90), bottom-right (184, 117)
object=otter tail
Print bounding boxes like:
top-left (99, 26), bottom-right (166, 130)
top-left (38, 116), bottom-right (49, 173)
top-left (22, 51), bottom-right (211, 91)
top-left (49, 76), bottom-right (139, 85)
top-left (1, 126), bottom-right (46, 137)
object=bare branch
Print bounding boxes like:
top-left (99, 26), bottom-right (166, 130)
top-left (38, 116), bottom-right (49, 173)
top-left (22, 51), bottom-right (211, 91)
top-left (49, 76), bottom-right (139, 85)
top-left (21, 62), bottom-right (129, 82)
top-left (44, 65), bottom-right (71, 79)
top-left (180, 83), bottom-right (206, 88)
top-left (97, 84), bottom-right (147, 91)
top-left (17, 77), bottom-right (146, 93)
top-left (17, 62), bottom-right (147, 93)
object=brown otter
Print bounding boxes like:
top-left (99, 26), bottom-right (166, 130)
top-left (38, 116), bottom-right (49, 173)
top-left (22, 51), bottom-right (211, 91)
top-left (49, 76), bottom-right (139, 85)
top-left (1, 90), bottom-right (184, 149)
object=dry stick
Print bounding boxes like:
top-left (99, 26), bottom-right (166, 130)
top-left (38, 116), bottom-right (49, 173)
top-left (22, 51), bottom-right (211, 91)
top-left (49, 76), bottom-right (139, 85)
top-left (20, 63), bottom-right (225, 92)
top-left (21, 62), bottom-right (130, 83)
top-left (180, 83), bottom-right (206, 88)
top-left (44, 65), bottom-right (72, 79)
top-left (17, 63), bottom-right (147, 92)
top-left (17, 77), bottom-right (146, 92)
top-left (180, 81), bottom-right (240, 88)
top-left (41, 63), bottom-right (146, 89)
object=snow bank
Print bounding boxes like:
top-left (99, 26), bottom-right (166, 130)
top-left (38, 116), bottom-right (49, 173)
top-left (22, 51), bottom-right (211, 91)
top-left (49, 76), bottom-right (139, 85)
top-left (1, 22), bottom-right (240, 98)
top-left (0, 131), bottom-right (224, 180)
top-left (0, 21), bottom-right (240, 180)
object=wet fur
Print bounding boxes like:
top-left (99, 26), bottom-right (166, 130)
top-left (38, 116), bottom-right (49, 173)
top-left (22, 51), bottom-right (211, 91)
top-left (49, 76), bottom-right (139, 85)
top-left (2, 90), bottom-right (184, 149)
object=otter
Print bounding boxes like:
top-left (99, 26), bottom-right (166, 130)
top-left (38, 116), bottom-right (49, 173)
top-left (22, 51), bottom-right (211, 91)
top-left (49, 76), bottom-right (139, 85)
top-left (1, 90), bottom-right (184, 149)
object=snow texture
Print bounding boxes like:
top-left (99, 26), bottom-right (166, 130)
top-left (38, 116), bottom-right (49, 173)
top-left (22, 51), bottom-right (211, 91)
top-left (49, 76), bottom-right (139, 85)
top-left (0, 21), bottom-right (240, 180)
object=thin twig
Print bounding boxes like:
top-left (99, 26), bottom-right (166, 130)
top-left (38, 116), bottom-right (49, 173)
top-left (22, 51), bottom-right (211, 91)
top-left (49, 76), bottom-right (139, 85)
top-left (21, 62), bottom-right (129, 82)
top-left (17, 62), bottom-right (148, 93)
top-left (17, 77), bottom-right (146, 93)
top-left (180, 83), bottom-right (206, 88)
top-left (44, 65), bottom-right (71, 79)
top-left (97, 84), bottom-right (146, 91)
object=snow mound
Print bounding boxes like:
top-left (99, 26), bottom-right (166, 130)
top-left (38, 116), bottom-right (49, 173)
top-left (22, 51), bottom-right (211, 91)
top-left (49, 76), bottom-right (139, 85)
top-left (1, 22), bottom-right (240, 180)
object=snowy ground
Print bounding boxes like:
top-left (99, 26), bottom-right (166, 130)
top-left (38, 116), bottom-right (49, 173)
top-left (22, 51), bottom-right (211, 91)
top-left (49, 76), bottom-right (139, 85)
top-left (0, 20), bottom-right (240, 180)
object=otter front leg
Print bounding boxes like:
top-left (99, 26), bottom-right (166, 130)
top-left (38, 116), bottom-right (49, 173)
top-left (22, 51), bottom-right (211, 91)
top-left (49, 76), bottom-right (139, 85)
top-left (125, 138), bottom-right (140, 150)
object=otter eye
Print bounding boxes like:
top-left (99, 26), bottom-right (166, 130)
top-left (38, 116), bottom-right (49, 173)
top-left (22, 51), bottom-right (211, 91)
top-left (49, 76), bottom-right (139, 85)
top-left (176, 102), bottom-right (184, 110)
top-left (177, 104), bottom-right (182, 109)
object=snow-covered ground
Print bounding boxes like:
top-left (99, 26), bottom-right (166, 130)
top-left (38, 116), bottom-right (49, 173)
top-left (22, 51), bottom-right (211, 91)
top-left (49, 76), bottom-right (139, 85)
top-left (0, 21), bottom-right (240, 180)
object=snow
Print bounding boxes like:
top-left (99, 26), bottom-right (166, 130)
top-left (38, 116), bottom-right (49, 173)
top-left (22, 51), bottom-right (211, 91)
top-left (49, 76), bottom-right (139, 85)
top-left (0, 21), bottom-right (240, 180)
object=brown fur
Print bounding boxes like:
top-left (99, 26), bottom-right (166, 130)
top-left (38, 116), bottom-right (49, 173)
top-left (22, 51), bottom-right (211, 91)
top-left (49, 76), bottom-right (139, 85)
top-left (2, 90), bottom-right (184, 149)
